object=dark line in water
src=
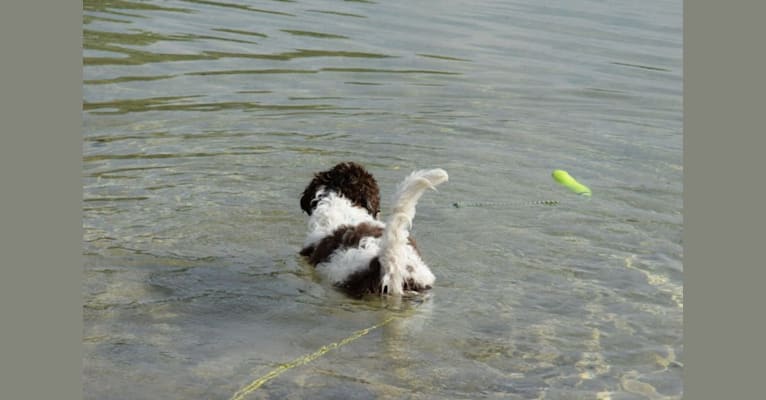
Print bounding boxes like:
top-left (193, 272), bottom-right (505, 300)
top-left (84, 52), bottom-right (214, 66)
top-left (87, 9), bottom-right (146, 20)
top-left (83, 196), bottom-right (150, 202)
top-left (84, 101), bottom-right (344, 115)
top-left (576, 87), bottom-right (634, 100)
top-left (306, 9), bottom-right (366, 18)
top-left (85, 29), bottom-right (189, 47)
top-left (254, 111), bottom-right (362, 118)
top-left (186, 69), bottom-right (318, 76)
top-left (83, 14), bottom-right (132, 25)
top-left (322, 67), bottom-right (460, 75)
top-left (304, 132), bottom-right (351, 140)
top-left (177, 0), bottom-right (295, 16)
top-left (280, 29), bottom-right (348, 39)
top-left (86, 165), bottom-right (174, 176)
top-left (203, 49), bottom-right (393, 60)
top-left (288, 96), bottom-right (343, 101)
top-left (85, 29), bottom-right (258, 49)
top-left (83, 95), bottom-right (202, 112)
top-left (183, 67), bottom-right (457, 76)
top-left (91, 174), bottom-right (140, 180)
top-left (212, 28), bottom-right (269, 38)
top-left (84, 45), bottom-right (393, 66)
top-left (85, 133), bottom-right (171, 144)
top-left (611, 61), bottom-right (671, 72)
top-left (585, 87), bottom-right (627, 94)
top-left (83, 0), bottom-right (192, 14)
top-left (190, 34), bottom-right (259, 45)
top-left (145, 184), bottom-right (177, 191)
top-left (84, 75), bottom-right (176, 85)
top-left (417, 53), bottom-right (472, 62)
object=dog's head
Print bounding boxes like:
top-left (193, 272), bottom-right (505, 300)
top-left (300, 162), bottom-right (381, 218)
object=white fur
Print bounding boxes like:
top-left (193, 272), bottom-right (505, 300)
top-left (379, 169), bottom-right (448, 295)
top-left (304, 188), bottom-right (383, 248)
top-left (316, 237), bottom-right (381, 285)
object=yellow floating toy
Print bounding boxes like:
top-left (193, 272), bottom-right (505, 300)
top-left (552, 170), bottom-right (591, 197)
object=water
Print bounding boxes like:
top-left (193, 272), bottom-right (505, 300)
top-left (83, 0), bottom-right (682, 398)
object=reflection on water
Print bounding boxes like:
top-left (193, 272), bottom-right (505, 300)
top-left (83, 0), bottom-right (682, 399)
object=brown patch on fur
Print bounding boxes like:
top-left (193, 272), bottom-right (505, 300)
top-left (304, 227), bottom-right (349, 266)
top-left (301, 222), bottom-right (384, 266)
top-left (299, 245), bottom-right (314, 257)
top-left (342, 222), bottom-right (384, 243)
top-left (300, 162), bottom-right (381, 217)
top-left (403, 278), bottom-right (431, 292)
top-left (339, 256), bottom-right (383, 298)
top-left (300, 224), bottom-right (433, 297)
top-left (302, 239), bottom-right (432, 297)
top-left (340, 258), bottom-right (431, 298)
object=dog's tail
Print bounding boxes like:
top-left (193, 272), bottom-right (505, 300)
top-left (379, 168), bottom-right (448, 295)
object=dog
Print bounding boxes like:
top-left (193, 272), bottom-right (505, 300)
top-left (299, 162), bottom-right (448, 298)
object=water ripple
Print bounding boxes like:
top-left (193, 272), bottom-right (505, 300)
top-left (83, 96), bottom-right (348, 114)
top-left (280, 29), bottom-right (349, 40)
top-left (177, 0), bottom-right (295, 16)
top-left (83, 0), bottom-right (192, 16)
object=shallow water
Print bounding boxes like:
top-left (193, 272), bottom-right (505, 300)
top-left (83, 0), bottom-right (682, 398)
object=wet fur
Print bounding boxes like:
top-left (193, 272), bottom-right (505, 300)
top-left (299, 162), bottom-right (447, 297)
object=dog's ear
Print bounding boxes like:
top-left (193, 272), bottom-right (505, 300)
top-left (362, 192), bottom-right (380, 219)
top-left (300, 180), bottom-right (318, 215)
top-left (341, 163), bottom-right (379, 217)
top-left (365, 198), bottom-right (378, 220)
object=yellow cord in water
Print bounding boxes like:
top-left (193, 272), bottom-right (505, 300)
top-left (230, 315), bottom-right (397, 400)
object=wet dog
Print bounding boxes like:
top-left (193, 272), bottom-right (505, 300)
top-left (299, 162), bottom-right (448, 297)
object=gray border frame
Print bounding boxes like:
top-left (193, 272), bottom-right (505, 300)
top-left (685, 1), bottom-right (764, 399)
top-left (0, 1), bottom-right (82, 399)
top-left (5, 0), bottom-right (765, 399)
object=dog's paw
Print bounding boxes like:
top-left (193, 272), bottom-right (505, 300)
top-left (381, 272), bottom-right (404, 296)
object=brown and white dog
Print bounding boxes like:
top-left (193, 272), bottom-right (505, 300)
top-left (299, 162), bottom-right (448, 298)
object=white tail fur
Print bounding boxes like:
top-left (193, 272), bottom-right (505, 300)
top-left (379, 168), bottom-right (448, 295)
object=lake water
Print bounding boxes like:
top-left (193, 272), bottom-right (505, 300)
top-left (83, 0), bottom-right (682, 398)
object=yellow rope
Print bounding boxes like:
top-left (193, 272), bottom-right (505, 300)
top-left (230, 315), bottom-right (397, 400)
